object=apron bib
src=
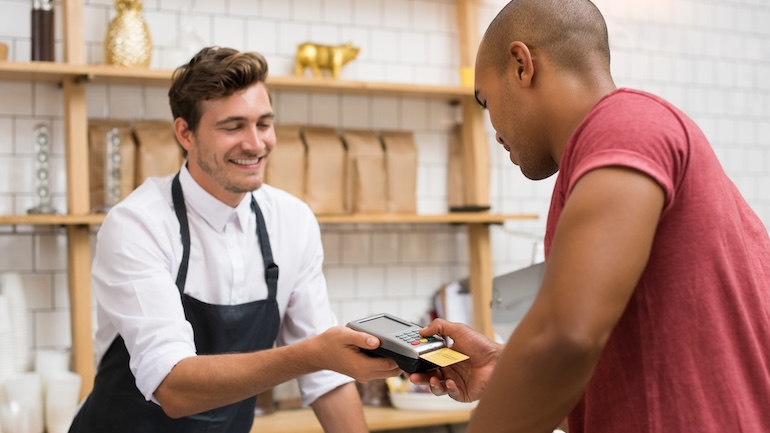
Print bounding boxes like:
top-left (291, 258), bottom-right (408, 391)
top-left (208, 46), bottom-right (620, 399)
top-left (70, 173), bottom-right (280, 433)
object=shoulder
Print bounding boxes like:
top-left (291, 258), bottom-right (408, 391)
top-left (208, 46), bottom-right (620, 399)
top-left (559, 89), bottom-right (694, 211)
top-left (586, 89), bottom-right (688, 135)
top-left (259, 184), bottom-right (314, 213)
top-left (100, 175), bottom-right (176, 236)
top-left (567, 89), bottom-right (692, 159)
top-left (257, 184), bottom-right (319, 229)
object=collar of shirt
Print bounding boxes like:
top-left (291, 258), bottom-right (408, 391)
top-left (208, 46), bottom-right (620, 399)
top-left (178, 164), bottom-right (254, 234)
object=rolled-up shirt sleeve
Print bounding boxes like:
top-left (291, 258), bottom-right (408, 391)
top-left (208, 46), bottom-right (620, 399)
top-left (275, 213), bottom-right (353, 406)
top-left (92, 197), bottom-right (197, 403)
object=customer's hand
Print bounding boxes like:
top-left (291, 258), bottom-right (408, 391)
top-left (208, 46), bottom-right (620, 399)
top-left (406, 318), bottom-right (502, 402)
top-left (314, 326), bottom-right (402, 382)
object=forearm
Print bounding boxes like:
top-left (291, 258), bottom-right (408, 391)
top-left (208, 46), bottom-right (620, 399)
top-left (155, 337), bottom-right (321, 418)
top-left (311, 382), bottom-right (368, 433)
top-left (466, 319), bottom-right (600, 433)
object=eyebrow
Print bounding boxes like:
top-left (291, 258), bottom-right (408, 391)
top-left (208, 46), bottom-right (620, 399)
top-left (214, 113), bottom-right (275, 127)
top-left (474, 90), bottom-right (486, 109)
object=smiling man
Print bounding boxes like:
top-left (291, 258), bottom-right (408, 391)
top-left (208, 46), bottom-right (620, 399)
top-left (409, 1), bottom-right (770, 432)
top-left (68, 47), bottom-right (401, 433)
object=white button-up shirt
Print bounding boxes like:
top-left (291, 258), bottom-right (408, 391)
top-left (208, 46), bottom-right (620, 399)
top-left (92, 165), bottom-right (350, 406)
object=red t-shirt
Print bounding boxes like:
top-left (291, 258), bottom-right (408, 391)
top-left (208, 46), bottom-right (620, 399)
top-left (544, 88), bottom-right (770, 432)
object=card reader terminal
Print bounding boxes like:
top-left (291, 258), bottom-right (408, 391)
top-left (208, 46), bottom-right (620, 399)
top-left (347, 313), bottom-right (454, 373)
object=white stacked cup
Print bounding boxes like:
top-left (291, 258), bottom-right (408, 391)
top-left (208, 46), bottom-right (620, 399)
top-left (44, 372), bottom-right (81, 433)
top-left (34, 349), bottom-right (70, 395)
top-left (0, 296), bottom-right (16, 404)
top-left (0, 296), bottom-right (16, 433)
top-left (0, 274), bottom-right (31, 374)
top-left (0, 401), bottom-right (31, 433)
top-left (3, 373), bottom-right (42, 433)
top-left (33, 349), bottom-right (71, 433)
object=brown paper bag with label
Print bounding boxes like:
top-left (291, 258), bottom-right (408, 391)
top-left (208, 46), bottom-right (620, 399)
top-left (380, 131), bottom-right (418, 214)
top-left (341, 129), bottom-right (387, 213)
top-left (265, 125), bottom-right (305, 199)
top-left (447, 123), bottom-right (466, 211)
top-left (302, 126), bottom-right (346, 214)
top-left (88, 119), bottom-right (136, 212)
top-left (133, 120), bottom-right (184, 187)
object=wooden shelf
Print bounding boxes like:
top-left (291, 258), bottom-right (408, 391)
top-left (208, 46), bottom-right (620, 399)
top-left (250, 406), bottom-right (472, 433)
top-left (0, 62), bottom-right (472, 100)
top-left (0, 214), bottom-right (105, 225)
top-left (0, 212), bottom-right (537, 227)
top-left (266, 75), bottom-right (471, 100)
top-left (316, 212), bottom-right (537, 224)
top-left (0, 61), bottom-right (85, 83)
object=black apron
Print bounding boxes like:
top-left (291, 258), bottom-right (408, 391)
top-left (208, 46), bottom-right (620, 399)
top-left (70, 173), bottom-right (280, 433)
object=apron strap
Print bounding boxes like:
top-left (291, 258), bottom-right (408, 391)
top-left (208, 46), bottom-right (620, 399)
top-left (171, 173), bottom-right (190, 293)
top-left (251, 195), bottom-right (279, 301)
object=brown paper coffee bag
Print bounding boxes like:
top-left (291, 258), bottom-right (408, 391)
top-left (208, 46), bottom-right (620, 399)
top-left (133, 120), bottom-right (184, 187)
top-left (354, 156), bottom-right (388, 214)
top-left (380, 131), bottom-right (418, 214)
top-left (265, 125), bottom-right (305, 199)
top-left (88, 119), bottom-right (136, 212)
top-left (447, 123), bottom-right (466, 211)
top-left (341, 129), bottom-right (387, 213)
top-left (301, 126), bottom-right (346, 214)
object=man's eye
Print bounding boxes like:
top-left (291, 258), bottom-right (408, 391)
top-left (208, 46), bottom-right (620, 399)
top-left (257, 122), bottom-right (272, 129)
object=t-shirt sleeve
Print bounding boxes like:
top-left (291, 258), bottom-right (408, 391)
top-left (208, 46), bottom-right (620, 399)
top-left (563, 92), bottom-right (690, 215)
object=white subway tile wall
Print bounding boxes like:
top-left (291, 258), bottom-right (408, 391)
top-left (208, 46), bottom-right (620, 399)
top-left (0, 0), bottom-right (767, 418)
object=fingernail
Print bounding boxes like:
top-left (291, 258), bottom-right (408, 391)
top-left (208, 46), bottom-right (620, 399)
top-left (367, 337), bottom-right (377, 347)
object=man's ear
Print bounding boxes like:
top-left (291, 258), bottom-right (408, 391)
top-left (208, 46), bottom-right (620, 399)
top-left (173, 117), bottom-right (194, 154)
top-left (508, 41), bottom-right (535, 87)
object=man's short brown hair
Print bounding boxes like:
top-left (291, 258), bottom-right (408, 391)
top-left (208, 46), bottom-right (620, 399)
top-left (168, 47), bottom-right (269, 134)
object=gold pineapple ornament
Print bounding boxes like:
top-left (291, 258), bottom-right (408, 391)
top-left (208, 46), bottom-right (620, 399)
top-left (105, 0), bottom-right (152, 67)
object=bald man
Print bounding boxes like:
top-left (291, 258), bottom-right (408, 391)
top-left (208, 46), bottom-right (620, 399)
top-left (408, 1), bottom-right (770, 432)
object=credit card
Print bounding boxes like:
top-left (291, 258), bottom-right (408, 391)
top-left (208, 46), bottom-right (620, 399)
top-left (419, 347), bottom-right (469, 367)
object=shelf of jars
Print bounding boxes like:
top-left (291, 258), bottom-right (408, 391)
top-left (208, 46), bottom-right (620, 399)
top-left (0, 212), bottom-right (537, 227)
top-left (0, 61), bottom-right (473, 101)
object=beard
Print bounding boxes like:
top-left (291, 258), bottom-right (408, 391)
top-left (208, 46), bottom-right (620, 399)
top-left (195, 147), bottom-right (263, 194)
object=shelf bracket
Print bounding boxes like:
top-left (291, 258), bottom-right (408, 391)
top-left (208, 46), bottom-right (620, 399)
top-left (73, 73), bottom-right (94, 84)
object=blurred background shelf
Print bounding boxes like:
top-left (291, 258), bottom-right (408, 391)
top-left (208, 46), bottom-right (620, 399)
top-left (316, 213), bottom-right (537, 224)
top-left (250, 407), bottom-right (473, 433)
top-left (0, 62), bottom-right (472, 100)
top-left (0, 214), bottom-right (104, 225)
top-left (0, 212), bottom-right (537, 226)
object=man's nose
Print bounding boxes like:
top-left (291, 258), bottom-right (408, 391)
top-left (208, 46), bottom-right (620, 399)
top-left (244, 125), bottom-right (266, 152)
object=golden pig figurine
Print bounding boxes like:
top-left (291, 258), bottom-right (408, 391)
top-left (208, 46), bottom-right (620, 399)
top-left (294, 42), bottom-right (360, 79)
